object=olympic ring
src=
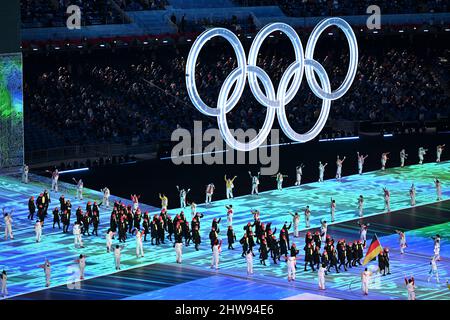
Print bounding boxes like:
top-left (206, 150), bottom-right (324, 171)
top-left (185, 17), bottom-right (358, 152)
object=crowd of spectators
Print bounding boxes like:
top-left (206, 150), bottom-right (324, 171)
top-left (24, 37), bottom-right (449, 151)
top-left (170, 13), bottom-right (256, 33)
top-left (233, 0), bottom-right (449, 16)
top-left (21, 0), bottom-right (449, 30)
top-left (21, 0), bottom-right (125, 28)
top-left (116, 0), bottom-right (167, 11)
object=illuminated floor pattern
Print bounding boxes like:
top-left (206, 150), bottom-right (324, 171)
top-left (14, 214), bottom-right (450, 301)
top-left (1, 161), bottom-right (449, 300)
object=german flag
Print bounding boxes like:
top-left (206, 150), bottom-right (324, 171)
top-left (363, 234), bottom-right (383, 265)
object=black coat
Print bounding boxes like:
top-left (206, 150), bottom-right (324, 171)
top-left (227, 229), bottom-right (236, 244)
top-left (28, 199), bottom-right (36, 213)
top-left (259, 243), bottom-right (268, 260)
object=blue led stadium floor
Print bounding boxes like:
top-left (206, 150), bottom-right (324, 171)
top-left (1, 161), bottom-right (449, 300)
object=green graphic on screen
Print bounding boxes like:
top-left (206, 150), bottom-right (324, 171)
top-left (0, 53), bottom-right (23, 168)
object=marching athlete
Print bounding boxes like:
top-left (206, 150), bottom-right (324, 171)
top-left (318, 264), bottom-right (327, 290)
top-left (73, 222), bottom-right (84, 248)
top-left (320, 220), bottom-right (328, 243)
top-left (434, 178), bottom-right (442, 201)
top-left (409, 183), bottom-right (416, 206)
top-left (381, 152), bottom-right (390, 170)
top-left (176, 186), bottom-right (190, 209)
top-left (224, 175), bottom-right (237, 199)
top-left (427, 256), bottom-right (440, 283)
top-left (106, 229), bottom-right (114, 253)
top-left (287, 253), bottom-right (297, 281)
top-left (318, 161), bottom-right (328, 182)
top-left (288, 211), bottom-right (300, 237)
top-left (418, 147), bottom-right (427, 164)
top-left (273, 172), bottom-right (288, 191)
top-left (159, 193), bottom-right (168, 211)
top-left (189, 202), bottom-right (197, 219)
top-left (383, 187), bottom-right (391, 212)
top-left (395, 230), bottom-right (407, 254)
top-left (46, 168), bottom-right (59, 192)
top-left (175, 228), bottom-right (183, 263)
top-left (335, 155), bottom-right (346, 180)
top-left (35, 220), bottom-right (42, 242)
top-left (436, 144), bottom-right (445, 162)
top-left (357, 152), bottom-right (368, 175)
top-left (304, 206), bottom-right (311, 228)
top-left (131, 194), bottom-right (141, 212)
top-left (101, 187), bottom-right (111, 208)
top-left (400, 149), bottom-right (408, 167)
top-left (295, 164), bottom-right (305, 186)
top-left (432, 234), bottom-right (441, 261)
top-left (38, 259), bottom-right (51, 287)
top-left (72, 178), bottom-right (83, 200)
top-left (249, 171), bottom-right (260, 195)
top-left (330, 198), bottom-right (336, 222)
top-left (246, 249), bottom-right (254, 275)
top-left (135, 229), bottom-right (144, 258)
top-left (1, 270), bottom-right (7, 297)
top-left (205, 183), bottom-right (215, 205)
top-left (358, 195), bottom-right (364, 217)
top-left (113, 245), bottom-right (125, 270)
top-left (358, 222), bottom-right (370, 248)
top-left (361, 268), bottom-right (372, 295)
top-left (3, 209), bottom-right (14, 240)
top-left (76, 254), bottom-right (87, 280)
top-left (405, 276), bottom-right (416, 300)
top-left (226, 205), bottom-right (234, 227)
top-left (211, 239), bottom-right (222, 270)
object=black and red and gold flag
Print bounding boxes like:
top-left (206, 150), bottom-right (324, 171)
top-left (363, 234), bottom-right (383, 265)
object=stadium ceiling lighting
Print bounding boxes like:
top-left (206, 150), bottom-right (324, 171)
top-left (143, 41), bottom-right (148, 44)
top-left (163, 40), bottom-right (168, 43)
top-left (413, 27), bottom-right (417, 30)
top-left (77, 45), bottom-right (83, 48)
top-left (54, 46), bottom-right (60, 50)
top-left (269, 35), bottom-right (274, 38)
top-left (155, 38), bottom-right (159, 41)
top-left (319, 136), bottom-right (359, 142)
top-left (160, 149), bottom-right (229, 160)
top-left (259, 141), bottom-right (292, 148)
top-left (246, 35), bottom-right (252, 39)
top-left (59, 167), bottom-right (89, 174)
top-left (187, 39), bottom-right (192, 42)
top-left (373, 30), bottom-right (378, 34)
top-left (121, 161), bottom-right (138, 165)
top-left (423, 29), bottom-right (429, 32)
top-left (399, 30), bottom-right (404, 33)
top-left (100, 44), bottom-right (105, 47)
top-left (383, 133), bottom-right (393, 137)
top-left (32, 48), bottom-right (38, 51)
top-left (328, 32), bottom-right (333, 35)
top-left (445, 28), bottom-right (450, 32)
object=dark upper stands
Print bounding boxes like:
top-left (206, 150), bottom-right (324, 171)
top-left (21, 0), bottom-right (129, 28)
top-left (233, 0), bottom-right (449, 16)
top-left (115, 0), bottom-right (168, 11)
